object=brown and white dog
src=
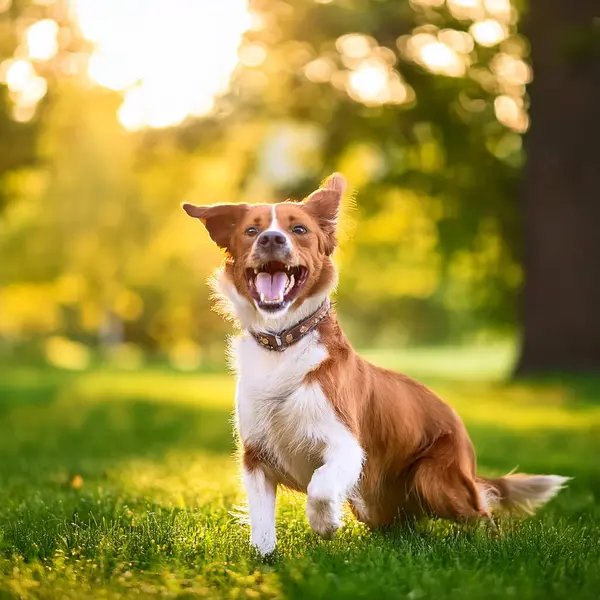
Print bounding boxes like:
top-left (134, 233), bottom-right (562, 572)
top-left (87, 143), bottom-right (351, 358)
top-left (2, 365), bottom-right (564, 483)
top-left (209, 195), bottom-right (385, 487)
top-left (182, 173), bottom-right (567, 555)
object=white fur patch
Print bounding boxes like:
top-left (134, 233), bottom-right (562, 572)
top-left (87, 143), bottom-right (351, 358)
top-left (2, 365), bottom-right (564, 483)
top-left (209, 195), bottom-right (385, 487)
top-left (243, 466), bottom-right (277, 555)
top-left (232, 330), bottom-right (364, 551)
top-left (256, 204), bottom-right (292, 251)
top-left (234, 332), bottom-right (327, 488)
top-left (217, 254), bottom-right (360, 553)
top-left (502, 474), bottom-right (570, 514)
top-left (269, 204), bottom-right (288, 235)
top-left (478, 474), bottom-right (570, 515)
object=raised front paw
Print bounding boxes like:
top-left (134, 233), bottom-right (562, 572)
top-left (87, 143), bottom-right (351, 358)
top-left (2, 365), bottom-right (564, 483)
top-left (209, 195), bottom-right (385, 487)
top-left (306, 495), bottom-right (342, 539)
top-left (306, 471), bottom-right (343, 539)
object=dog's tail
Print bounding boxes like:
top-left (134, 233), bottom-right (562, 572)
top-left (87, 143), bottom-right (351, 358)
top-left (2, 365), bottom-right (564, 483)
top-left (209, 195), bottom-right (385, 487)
top-left (477, 473), bottom-right (569, 516)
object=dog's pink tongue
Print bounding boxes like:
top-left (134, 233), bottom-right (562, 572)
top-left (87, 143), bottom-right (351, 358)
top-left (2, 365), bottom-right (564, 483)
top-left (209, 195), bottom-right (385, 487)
top-left (255, 272), bottom-right (288, 301)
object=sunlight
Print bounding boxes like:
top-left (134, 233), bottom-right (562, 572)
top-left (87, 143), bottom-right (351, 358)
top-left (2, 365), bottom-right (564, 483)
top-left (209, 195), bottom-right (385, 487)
top-left (420, 41), bottom-right (465, 76)
top-left (449, 0), bottom-right (480, 7)
top-left (4, 59), bottom-right (34, 91)
top-left (483, 0), bottom-right (512, 20)
top-left (405, 33), bottom-right (468, 77)
top-left (304, 57), bottom-right (336, 83)
top-left (72, 0), bottom-right (252, 130)
top-left (494, 94), bottom-right (528, 132)
top-left (1, 58), bottom-right (47, 120)
top-left (346, 59), bottom-right (409, 106)
top-left (491, 52), bottom-right (532, 87)
top-left (337, 34), bottom-right (373, 59)
top-left (26, 18), bottom-right (59, 61)
top-left (438, 29), bottom-right (475, 54)
top-left (348, 61), bottom-right (389, 102)
top-left (447, 0), bottom-right (485, 21)
top-left (470, 19), bottom-right (507, 46)
top-left (0, 19), bottom-right (58, 120)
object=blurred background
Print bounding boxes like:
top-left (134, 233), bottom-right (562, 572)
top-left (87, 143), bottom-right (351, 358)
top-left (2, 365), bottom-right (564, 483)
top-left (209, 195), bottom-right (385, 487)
top-left (0, 0), bottom-right (598, 376)
top-left (0, 4), bottom-right (599, 595)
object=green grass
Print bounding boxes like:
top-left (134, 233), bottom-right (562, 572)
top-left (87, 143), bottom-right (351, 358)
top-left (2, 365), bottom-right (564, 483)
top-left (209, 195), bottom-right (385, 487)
top-left (0, 358), bottom-right (599, 599)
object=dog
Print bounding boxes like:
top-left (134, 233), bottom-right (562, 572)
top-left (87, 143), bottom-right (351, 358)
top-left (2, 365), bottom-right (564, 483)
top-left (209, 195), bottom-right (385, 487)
top-left (182, 173), bottom-right (568, 555)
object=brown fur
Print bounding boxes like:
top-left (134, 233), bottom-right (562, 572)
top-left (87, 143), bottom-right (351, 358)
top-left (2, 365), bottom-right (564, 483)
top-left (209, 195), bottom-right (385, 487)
top-left (184, 195), bottom-right (339, 314)
top-left (304, 314), bottom-right (491, 526)
top-left (183, 173), bottom-right (567, 530)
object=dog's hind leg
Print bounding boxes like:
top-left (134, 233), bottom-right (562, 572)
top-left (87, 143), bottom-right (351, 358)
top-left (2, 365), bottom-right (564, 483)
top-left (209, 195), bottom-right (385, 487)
top-left (408, 433), bottom-right (490, 521)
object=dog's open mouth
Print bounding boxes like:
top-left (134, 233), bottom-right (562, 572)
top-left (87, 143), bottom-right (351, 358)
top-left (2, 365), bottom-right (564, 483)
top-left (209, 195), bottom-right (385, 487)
top-left (246, 262), bottom-right (309, 312)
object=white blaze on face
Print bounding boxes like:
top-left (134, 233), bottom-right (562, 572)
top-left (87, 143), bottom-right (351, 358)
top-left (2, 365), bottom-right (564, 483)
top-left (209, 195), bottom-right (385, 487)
top-left (267, 204), bottom-right (289, 240)
top-left (253, 205), bottom-right (294, 304)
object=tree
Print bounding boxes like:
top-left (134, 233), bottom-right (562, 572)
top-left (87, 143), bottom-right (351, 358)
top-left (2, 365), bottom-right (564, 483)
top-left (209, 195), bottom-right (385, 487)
top-left (0, 0), bottom-right (83, 213)
top-left (224, 0), bottom-right (525, 344)
top-left (515, 0), bottom-right (600, 374)
top-left (0, 3), bottom-right (39, 212)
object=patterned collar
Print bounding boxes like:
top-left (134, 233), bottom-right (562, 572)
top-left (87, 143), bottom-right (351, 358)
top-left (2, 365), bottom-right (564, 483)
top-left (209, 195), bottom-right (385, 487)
top-left (249, 299), bottom-right (331, 352)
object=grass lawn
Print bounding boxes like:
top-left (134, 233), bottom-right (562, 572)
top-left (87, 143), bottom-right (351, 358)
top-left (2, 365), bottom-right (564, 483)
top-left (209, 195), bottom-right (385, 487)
top-left (0, 353), bottom-right (599, 599)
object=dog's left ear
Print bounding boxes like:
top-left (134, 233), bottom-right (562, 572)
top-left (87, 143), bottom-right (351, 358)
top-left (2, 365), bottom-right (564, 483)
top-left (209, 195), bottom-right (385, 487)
top-left (182, 202), bottom-right (249, 251)
top-left (303, 173), bottom-right (346, 255)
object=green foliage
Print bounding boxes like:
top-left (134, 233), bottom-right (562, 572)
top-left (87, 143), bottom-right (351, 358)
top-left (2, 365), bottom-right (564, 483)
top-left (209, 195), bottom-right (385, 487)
top-left (0, 25), bottom-right (38, 210)
top-left (226, 0), bottom-right (527, 338)
top-left (0, 0), bottom-right (534, 356)
top-left (0, 360), bottom-right (599, 599)
top-left (0, 86), bottom-right (241, 361)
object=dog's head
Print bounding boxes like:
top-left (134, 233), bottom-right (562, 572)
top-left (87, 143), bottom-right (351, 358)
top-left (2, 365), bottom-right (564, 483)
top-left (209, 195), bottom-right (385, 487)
top-left (182, 173), bottom-right (345, 323)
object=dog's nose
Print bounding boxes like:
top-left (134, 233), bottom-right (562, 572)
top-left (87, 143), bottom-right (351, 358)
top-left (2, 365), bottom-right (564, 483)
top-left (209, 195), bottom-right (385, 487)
top-left (257, 231), bottom-right (287, 249)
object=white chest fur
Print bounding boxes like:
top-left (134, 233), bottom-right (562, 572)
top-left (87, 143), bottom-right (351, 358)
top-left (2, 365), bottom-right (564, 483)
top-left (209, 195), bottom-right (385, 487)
top-left (232, 331), bottom-right (352, 490)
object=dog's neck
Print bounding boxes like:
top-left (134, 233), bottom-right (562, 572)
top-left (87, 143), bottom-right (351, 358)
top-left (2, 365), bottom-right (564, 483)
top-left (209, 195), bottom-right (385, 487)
top-left (249, 298), bottom-right (331, 351)
top-left (214, 270), bottom-right (331, 334)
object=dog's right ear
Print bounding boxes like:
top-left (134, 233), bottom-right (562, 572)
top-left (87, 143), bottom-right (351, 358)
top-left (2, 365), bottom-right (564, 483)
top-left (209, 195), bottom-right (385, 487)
top-left (303, 173), bottom-right (346, 255)
top-left (182, 203), bottom-right (249, 251)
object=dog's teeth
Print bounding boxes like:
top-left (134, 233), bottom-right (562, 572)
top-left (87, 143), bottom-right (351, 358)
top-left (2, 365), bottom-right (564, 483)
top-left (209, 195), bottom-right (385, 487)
top-left (288, 274), bottom-right (295, 290)
top-left (260, 293), bottom-right (265, 302)
top-left (254, 268), bottom-right (259, 275)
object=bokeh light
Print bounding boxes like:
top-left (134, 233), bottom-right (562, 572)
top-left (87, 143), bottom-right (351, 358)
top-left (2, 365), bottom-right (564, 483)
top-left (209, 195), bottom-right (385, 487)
top-left (26, 19), bottom-right (59, 61)
top-left (494, 94), bottom-right (528, 132)
top-left (470, 19), bottom-right (508, 46)
top-left (401, 31), bottom-right (470, 77)
top-left (72, 0), bottom-right (252, 130)
top-left (0, 0), bottom-right (534, 361)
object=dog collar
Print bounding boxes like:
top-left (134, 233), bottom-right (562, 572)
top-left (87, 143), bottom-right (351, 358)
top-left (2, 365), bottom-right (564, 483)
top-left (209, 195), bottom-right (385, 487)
top-left (249, 298), bottom-right (331, 352)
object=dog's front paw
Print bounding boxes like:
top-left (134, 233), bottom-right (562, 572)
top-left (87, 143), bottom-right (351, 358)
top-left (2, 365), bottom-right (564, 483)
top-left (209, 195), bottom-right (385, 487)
top-left (306, 471), bottom-right (342, 539)
top-left (306, 495), bottom-right (342, 539)
top-left (250, 532), bottom-right (277, 556)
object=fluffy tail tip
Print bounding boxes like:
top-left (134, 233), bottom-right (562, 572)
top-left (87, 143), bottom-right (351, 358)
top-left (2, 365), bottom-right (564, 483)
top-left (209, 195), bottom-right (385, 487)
top-left (482, 474), bottom-right (571, 516)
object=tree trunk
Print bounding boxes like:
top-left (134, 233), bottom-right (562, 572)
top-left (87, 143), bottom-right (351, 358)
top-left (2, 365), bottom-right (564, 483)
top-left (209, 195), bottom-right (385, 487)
top-left (515, 0), bottom-right (600, 374)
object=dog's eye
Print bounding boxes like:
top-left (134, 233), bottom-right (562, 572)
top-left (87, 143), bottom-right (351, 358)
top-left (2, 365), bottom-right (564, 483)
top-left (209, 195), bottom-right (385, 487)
top-left (292, 225), bottom-right (307, 235)
top-left (245, 227), bottom-right (259, 237)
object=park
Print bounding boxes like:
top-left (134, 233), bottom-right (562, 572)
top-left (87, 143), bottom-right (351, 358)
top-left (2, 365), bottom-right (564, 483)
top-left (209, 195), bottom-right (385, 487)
top-left (0, 0), bottom-right (599, 598)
